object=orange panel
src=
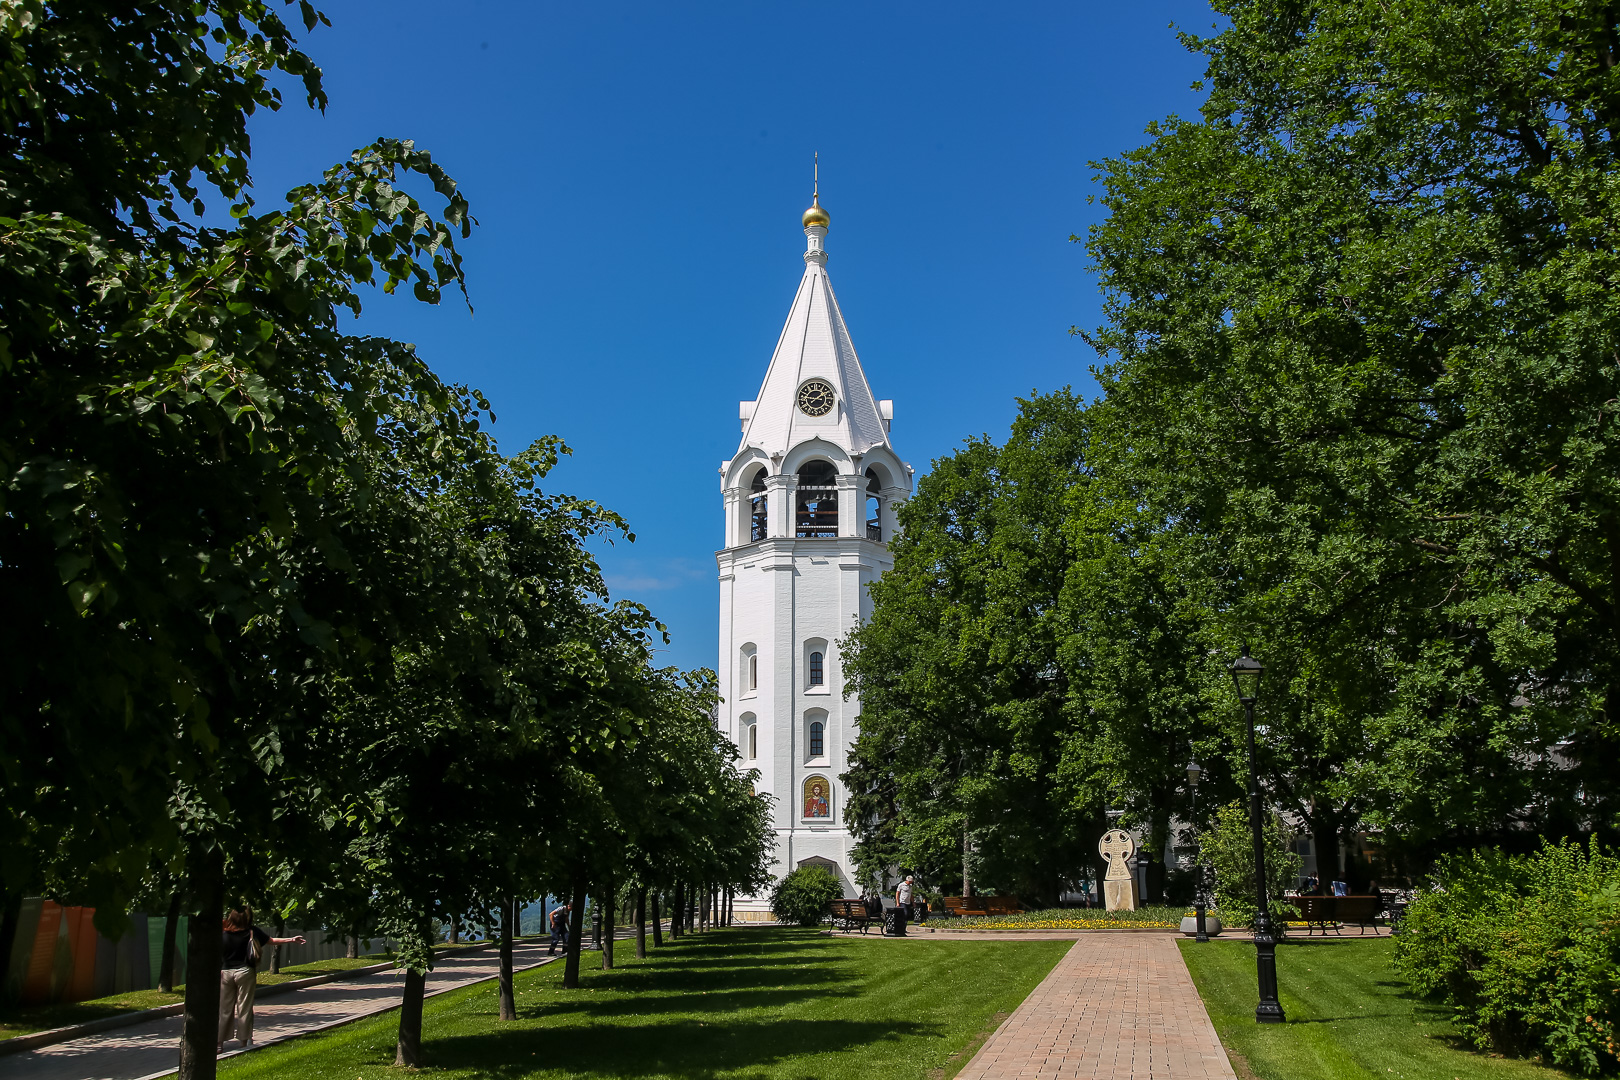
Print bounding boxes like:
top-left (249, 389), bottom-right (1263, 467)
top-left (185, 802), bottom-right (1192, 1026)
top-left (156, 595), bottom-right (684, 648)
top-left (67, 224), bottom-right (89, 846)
top-left (22, 902), bottom-right (62, 1004)
top-left (66, 907), bottom-right (98, 1001)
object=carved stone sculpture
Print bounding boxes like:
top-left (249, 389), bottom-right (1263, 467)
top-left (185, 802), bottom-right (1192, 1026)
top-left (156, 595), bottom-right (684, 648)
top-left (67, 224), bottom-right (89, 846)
top-left (1099, 828), bottom-right (1140, 911)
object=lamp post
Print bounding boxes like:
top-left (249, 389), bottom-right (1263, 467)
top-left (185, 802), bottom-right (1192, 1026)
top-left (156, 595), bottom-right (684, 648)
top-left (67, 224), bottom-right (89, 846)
top-left (1186, 756), bottom-right (1208, 943)
top-left (1230, 645), bottom-right (1285, 1024)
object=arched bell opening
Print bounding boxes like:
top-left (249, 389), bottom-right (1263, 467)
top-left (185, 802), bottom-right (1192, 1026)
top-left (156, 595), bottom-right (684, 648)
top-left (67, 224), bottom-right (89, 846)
top-left (748, 466), bottom-right (769, 542)
top-left (796, 460), bottom-right (838, 538)
top-left (864, 467), bottom-right (882, 541)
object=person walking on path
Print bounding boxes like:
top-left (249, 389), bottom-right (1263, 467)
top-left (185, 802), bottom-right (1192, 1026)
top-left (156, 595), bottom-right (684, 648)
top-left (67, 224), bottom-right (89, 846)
top-left (219, 908), bottom-right (305, 1053)
top-left (547, 902), bottom-right (571, 955)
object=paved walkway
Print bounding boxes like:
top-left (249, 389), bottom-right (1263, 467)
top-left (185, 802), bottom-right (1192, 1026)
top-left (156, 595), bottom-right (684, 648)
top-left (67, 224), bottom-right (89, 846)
top-left (4, 941), bottom-right (557, 1080)
top-left (956, 935), bottom-right (1237, 1080)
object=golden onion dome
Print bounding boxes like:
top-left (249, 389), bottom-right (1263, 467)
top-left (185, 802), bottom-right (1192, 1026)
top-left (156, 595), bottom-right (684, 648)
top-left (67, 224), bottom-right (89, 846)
top-left (802, 197), bottom-right (830, 229)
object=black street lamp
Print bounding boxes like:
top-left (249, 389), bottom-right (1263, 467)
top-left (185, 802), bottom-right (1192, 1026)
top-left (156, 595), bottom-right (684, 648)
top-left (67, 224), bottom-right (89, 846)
top-left (1230, 645), bottom-right (1285, 1024)
top-left (1186, 756), bottom-right (1208, 943)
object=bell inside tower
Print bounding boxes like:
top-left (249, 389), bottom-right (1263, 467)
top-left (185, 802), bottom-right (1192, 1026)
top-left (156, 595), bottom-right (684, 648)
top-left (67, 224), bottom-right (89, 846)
top-left (795, 460), bottom-right (838, 537)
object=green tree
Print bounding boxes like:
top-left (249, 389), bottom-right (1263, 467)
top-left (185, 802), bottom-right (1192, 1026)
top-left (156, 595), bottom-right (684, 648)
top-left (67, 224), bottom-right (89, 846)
top-left (1203, 800), bottom-right (1301, 931)
top-left (1082, 0), bottom-right (1620, 861)
top-left (843, 391), bottom-right (1101, 904)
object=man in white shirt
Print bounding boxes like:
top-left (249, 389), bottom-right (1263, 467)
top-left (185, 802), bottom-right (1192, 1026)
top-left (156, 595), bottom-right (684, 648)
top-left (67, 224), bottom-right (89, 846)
top-left (895, 876), bottom-right (915, 921)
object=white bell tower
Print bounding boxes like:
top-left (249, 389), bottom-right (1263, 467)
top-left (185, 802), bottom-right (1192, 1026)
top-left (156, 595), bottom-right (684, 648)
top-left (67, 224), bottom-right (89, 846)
top-left (717, 179), bottom-right (911, 914)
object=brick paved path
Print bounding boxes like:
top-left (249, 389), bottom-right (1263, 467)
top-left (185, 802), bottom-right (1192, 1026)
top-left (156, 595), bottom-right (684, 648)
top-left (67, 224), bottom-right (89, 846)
top-left (956, 935), bottom-right (1237, 1080)
top-left (4, 941), bottom-right (557, 1080)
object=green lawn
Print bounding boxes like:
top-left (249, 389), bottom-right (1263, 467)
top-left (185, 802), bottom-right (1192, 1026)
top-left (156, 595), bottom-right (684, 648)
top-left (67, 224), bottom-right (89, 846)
top-left (220, 927), bottom-right (1070, 1079)
top-left (1179, 937), bottom-right (1573, 1080)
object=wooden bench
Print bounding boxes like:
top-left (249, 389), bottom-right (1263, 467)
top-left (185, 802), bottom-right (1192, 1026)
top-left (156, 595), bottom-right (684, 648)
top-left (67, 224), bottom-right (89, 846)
top-left (1287, 894), bottom-right (1384, 935)
top-left (826, 899), bottom-right (877, 933)
top-left (943, 895), bottom-right (1023, 918)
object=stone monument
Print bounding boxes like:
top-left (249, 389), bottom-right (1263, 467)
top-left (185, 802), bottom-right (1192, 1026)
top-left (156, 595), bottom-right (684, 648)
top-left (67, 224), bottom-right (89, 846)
top-left (1099, 828), bottom-right (1141, 911)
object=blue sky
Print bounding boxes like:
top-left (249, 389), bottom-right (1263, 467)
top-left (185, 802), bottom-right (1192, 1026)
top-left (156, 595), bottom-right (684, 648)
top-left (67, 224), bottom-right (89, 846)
top-left (246, 1), bottom-right (1217, 672)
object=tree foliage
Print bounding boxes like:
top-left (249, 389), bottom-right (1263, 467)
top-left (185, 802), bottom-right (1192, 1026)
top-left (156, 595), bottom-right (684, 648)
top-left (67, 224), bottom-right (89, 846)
top-left (1083, 0), bottom-right (1620, 856)
top-left (0, 3), bottom-right (768, 1074)
top-left (846, 0), bottom-right (1620, 905)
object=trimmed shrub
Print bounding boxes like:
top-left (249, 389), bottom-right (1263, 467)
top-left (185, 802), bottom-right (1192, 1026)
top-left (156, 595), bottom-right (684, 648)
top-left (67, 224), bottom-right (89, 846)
top-left (1203, 800), bottom-right (1301, 930)
top-left (1393, 838), bottom-right (1620, 1075)
top-left (769, 866), bottom-right (843, 927)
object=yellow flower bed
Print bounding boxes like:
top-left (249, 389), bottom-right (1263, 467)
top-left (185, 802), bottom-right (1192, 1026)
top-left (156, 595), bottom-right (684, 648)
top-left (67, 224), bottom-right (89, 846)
top-left (959, 917), bottom-right (1180, 930)
top-left (926, 905), bottom-right (1186, 930)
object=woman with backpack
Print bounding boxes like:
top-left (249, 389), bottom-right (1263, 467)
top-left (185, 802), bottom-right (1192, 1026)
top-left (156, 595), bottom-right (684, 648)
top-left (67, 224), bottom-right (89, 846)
top-left (219, 907), bottom-right (306, 1053)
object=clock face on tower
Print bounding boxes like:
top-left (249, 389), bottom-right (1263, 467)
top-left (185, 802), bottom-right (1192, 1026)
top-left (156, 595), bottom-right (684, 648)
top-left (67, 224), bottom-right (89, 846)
top-left (797, 379), bottom-right (835, 417)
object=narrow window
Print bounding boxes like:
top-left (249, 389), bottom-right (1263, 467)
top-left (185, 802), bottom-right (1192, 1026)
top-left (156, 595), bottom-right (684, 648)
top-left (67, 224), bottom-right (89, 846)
top-left (865, 468), bottom-right (882, 541)
top-left (750, 468), bottom-right (769, 541)
top-left (809, 651), bottom-right (824, 686)
top-left (748, 724), bottom-right (757, 759)
top-left (749, 654), bottom-right (758, 691)
top-left (809, 722), bottom-right (824, 758)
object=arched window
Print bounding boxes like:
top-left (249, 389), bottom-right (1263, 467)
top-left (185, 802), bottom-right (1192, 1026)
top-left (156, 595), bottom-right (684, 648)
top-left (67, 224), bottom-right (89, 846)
top-left (795, 460), bottom-right (838, 538)
top-left (740, 712), bottom-right (757, 760)
top-left (740, 643), bottom-right (758, 698)
top-left (865, 468), bottom-right (882, 541)
top-left (809, 721), bottom-right (824, 758)
top-left (749, 467), bottom-right (768, 542)
top-left (809, 651), bottom-right (824, 685)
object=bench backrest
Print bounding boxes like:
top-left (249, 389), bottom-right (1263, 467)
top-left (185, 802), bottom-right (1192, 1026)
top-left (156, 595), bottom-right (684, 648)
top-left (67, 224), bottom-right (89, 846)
top-left (1335, 896), bottom-right (1380, 920)
top-left (944, 896), bottom-right (990, 915)
top-left (1287, 894), bottom-right (1381, 921)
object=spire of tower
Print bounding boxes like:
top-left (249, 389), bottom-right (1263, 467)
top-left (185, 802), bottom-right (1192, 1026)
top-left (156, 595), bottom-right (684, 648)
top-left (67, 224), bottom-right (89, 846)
top-left (802, 152), bottom-right (830, 234)
top-left (737, 180), bottom-right (890, 462)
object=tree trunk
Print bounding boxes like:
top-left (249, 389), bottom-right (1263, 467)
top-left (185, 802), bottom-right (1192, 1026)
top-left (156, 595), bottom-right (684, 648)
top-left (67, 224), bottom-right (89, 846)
top-left (651, 891), bottom-right (664, 948)
top-left (158, 891), bottom-right (182, 992)
top-left (725, 887), bottom-right (733, 927)
top-left (1144, 849), bottom-right (1166, 905)
top-left (1309, 811), bottom-right (1344, 886)
top-left (634, 887), bottom-right (647, 959)
top-left (176, 854), bottom-right (222, 1080)
top-left (962, 816), bottom-right (972, 898)
top-left (0, 892), bottom-right (15, 968)
top-left (346, 926), bottom-right (359, 959)
top-left (670, 882), bottom-right (683, 939)
top-left (269, 908), bottom-right (285, 975)
top-left (698, 883), bottom-right (707, 932)
top-left (395, 967), bottom-right (426, 1066)
top-left (498, 895), bottom-right (516, 1020)
top-left (0, 892), bottom-right (21, 998)
top-left (563, 876), bottom-right (587, 988)
top-left (601, 877), bottom-right (615, 971)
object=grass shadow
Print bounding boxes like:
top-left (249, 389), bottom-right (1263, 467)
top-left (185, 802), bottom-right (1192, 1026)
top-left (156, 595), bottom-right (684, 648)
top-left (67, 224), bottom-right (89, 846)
top-left (424, 1016), bottom-right (943, 1078)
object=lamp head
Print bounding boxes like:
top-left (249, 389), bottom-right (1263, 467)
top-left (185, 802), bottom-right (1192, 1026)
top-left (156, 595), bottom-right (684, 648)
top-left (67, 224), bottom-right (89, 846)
top-left (1229, 646), bottom-right (1263, 706)
top-left (1186, 759), bottom-right (1202, 788)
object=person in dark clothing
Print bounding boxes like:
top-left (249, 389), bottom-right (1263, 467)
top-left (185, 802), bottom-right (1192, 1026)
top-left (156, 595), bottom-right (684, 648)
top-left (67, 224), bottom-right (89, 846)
top-left (547, 902), bottom-right (572, 955)
top-left (219, 908), bottom-right (305, 1052)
